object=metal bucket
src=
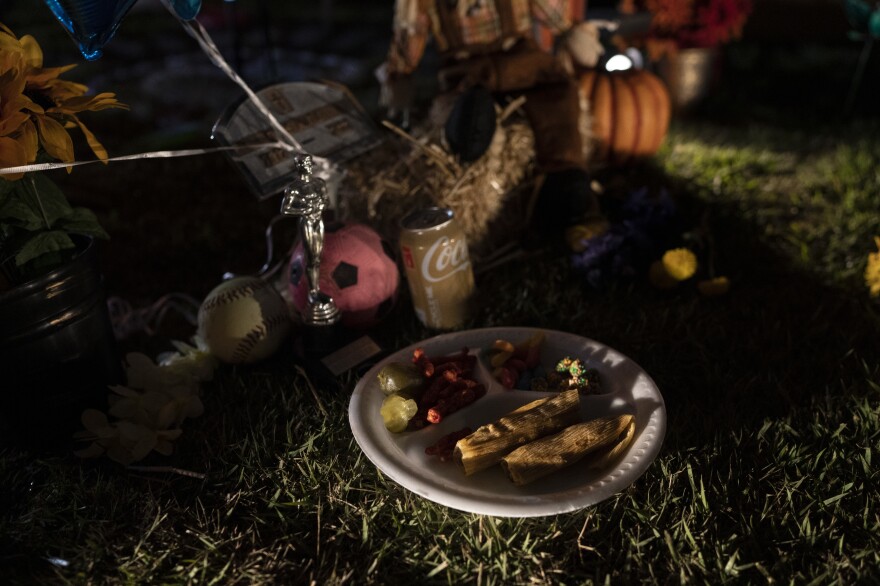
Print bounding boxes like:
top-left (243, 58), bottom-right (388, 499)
top-left (0, 235), bottom-right (122, 447)
top-left (660, 47), bottom-right (718, 112)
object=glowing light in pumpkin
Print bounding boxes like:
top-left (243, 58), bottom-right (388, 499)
top-left (605, 54), bottom-right (634, 71)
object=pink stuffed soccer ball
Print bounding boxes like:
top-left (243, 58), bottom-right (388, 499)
top-left (288, 222), bottom-right (399, 328)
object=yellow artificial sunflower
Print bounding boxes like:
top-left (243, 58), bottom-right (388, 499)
top-left (0, 34), bottom-right (39, 173)
top-left (865, 236), bottom-right (880, 297)
top-left (0, 22), bottom-right (127, 180)
top-left (662, 247), bottom-right (698, 281)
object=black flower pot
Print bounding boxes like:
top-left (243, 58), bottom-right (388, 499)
top-left (0, 235), bottom-right (122, 448)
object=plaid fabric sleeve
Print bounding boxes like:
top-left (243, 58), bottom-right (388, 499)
top-left (457, 2), bottom-right (504, 47)
top-left (386, 0), bottom-right (433, 76)
top-left (530, 0), bottom-right (574, 34)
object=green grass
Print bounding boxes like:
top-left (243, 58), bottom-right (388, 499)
top-left (3, 117), bottom-right (879, 583)
top-left (3, 39), bottom-right (880, 584)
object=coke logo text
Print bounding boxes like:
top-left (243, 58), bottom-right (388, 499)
top-left (421, 236), bottom-right (470, 283)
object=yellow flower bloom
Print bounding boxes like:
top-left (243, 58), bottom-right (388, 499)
top-left (697, 276), bottom-right (731, 297)
top-left (662, 248), bottom-right (698, 281)
top-left (0, 22), bottom-right (127, 180)
top-left (0, 39), bottom-right (38, 175)
top-left (866, 236), bottom-right (880, 298)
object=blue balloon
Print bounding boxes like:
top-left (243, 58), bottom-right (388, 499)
top-left (42, 0), bottom-right (202, 60)
top-left (43, 0), bottom-right (140, 60)
top-left (169, 0), bottom-right (201, 21)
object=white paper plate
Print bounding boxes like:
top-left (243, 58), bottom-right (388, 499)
top-left (348, 327), bottom-right (666, 517)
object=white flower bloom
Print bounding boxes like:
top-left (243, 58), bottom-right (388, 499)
top-left (74, 337), bottom-right (212, 464)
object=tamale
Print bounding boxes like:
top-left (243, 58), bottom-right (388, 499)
top-left (453, 389), bottom-right (581, 476)
top-left (500, 414), bottom-right (634, 486)
top-left (584, 420), bottom-right (636, 471)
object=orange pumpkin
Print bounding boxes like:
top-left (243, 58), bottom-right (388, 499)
top-left (578, 68), bottom-right (671, 165)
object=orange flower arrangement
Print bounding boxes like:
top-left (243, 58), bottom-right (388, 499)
top-left (0, 23), bottom-right (127, 179)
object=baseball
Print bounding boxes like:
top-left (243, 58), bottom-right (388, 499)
top-left (197, 277), bottom-right (292, 364)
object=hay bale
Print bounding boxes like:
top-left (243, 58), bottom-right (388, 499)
top-left (338, 100), bottom-right (537, 256)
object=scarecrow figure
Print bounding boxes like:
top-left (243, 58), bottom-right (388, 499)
top-left (380, 0), bottom-right (605, 237)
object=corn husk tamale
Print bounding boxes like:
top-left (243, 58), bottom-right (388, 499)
top-left (453, 389), bottom-right (581, 476)
top-left (500, 414), bottom-right (634, 486)
top-left (583, 420), bottom-right (636, 472)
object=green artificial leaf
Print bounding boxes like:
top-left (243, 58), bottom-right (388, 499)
top-left (24, 173), bottom-right (74, 227)
top-left (14, 230), bottom-right (75, 266)
top-left (57, 207), bottom-right (109, 240)
top-left (0, 183), bottom-right (45, 230)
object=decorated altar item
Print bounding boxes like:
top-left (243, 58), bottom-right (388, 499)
top-left (569, 186), bottom-right (731, 295)
top-left (339, 101), bottom-right (537, 254)
top-left (570, 186), bottom-right (679, 288)
top-left (379, 0), bottom-right (607, 237)
top-left (212, 81), bottom-right (380, 203)
top-left (288, 222), bottom-right (400, 329)
top-left (197, 277), bottom-right (291, 364)
top-left (619, 0), bottom-right (752, 61)
top-left (0, 23), bottom-right (126, 443)
top-left (212, 81), bottom-right (385, 332)
top-left (42, 0), bottom-right (201, 60)
top-left (618, 0), bottom-right (753, 110)
top-left (75, 339), bottom-right (216, 465)
top-left (578, 67), bottom-right (671, 165)
top-left (278, 156), bottom-right (343, 327)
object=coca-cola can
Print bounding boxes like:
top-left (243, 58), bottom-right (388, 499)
top-left (399, 207), bottom-right (475, 330)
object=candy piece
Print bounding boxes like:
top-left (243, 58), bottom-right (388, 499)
top-left (567, 359), bottom-right (586, 378)
top-left (556, 357), bottom-right (574, 374)
top-left (498, 367), bottom-right (517, 389)
top-left (492, 339), bottom-right (515, 354)
top-left (506, 358), bottom-right (528, 375)
top-left (490, 350), bottom-right (513, 368)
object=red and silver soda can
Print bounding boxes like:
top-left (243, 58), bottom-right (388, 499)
top-left (399, 207), bottom-right (475, 330)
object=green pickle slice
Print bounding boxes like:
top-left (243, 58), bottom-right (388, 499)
top-left (380, 393), bottom-right (418, 433)
top-left (377, 362), bottom-right (423, 396)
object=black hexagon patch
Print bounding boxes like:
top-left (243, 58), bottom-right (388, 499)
top-left (332, 261), bottom-right (359, 289)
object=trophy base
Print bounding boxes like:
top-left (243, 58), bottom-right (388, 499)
top-left (302, 298), bottom-right (341, 327)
